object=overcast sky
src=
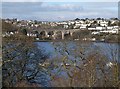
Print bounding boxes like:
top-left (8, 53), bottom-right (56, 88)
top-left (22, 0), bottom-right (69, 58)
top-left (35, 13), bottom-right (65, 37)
top-left (1, 2), bottom-right (118, 21)
top-left (1, 0), bottom-right (120, 2)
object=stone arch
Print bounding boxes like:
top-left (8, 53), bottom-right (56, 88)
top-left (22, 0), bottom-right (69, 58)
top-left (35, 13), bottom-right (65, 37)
top-left (33, 30), bottom-right (39, 37)
top-left (72, 31), bottom-right (79, 40)
top-left (48, 31), bottom-right (54, 39)
top-left (48, 31), bottom-right (54, 35)
top-left (64, 31), bottom-right (71, 40)
top-left (55, 31), bottom-right (62, 40)
top-left (39, 31), bottom-right (47, 39)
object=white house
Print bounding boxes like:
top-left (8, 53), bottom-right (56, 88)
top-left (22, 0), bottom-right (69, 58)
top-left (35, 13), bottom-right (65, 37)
top-left (80, 26), bottom-right (86, 29)
top-left (91, 32), bottom-right (100, 35)
top-left (107, 26), bottom-right (113, 30)
top-left (10, 32), bottom-right (14, 35)
top-left (100, 21), bottom-right (108, 26)
top-left (96, 27), bottom-right (106, 30)
top-left (100, 29), bottom-right (118, 34)
top-left (88, 27), bottom-right (96, 30)
top-left (64, 25), bottom-right (69, 29)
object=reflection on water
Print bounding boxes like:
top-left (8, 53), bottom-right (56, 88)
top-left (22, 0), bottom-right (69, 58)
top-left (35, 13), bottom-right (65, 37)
top-left (34, 41), bottom-right (120, 87)
top-left (35, 41), bottom-right (119, 62)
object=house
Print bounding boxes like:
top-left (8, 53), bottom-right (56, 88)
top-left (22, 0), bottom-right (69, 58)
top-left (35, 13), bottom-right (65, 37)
top-left (100, 21), bottom-right (108, 26)
top-left (100, 29), bottom-right (118, 34)
top-left (107, 26), bottom-right (113, 30)
top-left (10, 32), bottom-right (14, 35)
top-left (88, 27), bottom-right (96, 30)
top-left (74, 23), bottom-right (81, 29)
top-left (80, 26), bottom-right (86, 29)
top-left (91, 32), bottom-right (100, 35)
top-left (64, 25), bottom-right (69, 29)
top-left (27, 33), bottom-right (37, 37)
top-left (96, 27), bottom-right (106, 30)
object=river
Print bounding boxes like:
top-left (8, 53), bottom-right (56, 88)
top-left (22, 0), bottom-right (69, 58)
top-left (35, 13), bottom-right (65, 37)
top-left (35, 41), bottom-right (119, 62)
top-left (32, 41), bottom-right (120, 87)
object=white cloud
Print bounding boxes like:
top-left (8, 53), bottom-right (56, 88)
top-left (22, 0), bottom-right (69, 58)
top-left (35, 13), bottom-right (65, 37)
top-left (75, 12), bottom-right (99, 17)
top-left (60, 4), bottom-right (83, 11)
top-left (2, 2), bottom-right (118, 21)
top-left (40, 3), bottom-right (83, 12)
top-left (57, 16), bottom-right (65, 19)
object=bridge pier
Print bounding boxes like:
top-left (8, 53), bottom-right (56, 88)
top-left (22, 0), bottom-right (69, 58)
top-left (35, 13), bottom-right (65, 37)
top-left (45, 31), bottom-right (49, 37)
top-left (62, 32), bottom-right (64, 39)
top-left (37, 29), bottom-right (79, 40)
top-left (52, 31), bottom-right (56, 39)
top-left (70, 31), bottom-right (73, 37)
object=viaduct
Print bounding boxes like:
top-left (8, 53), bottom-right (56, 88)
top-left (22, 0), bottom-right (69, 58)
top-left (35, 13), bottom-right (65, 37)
top-left (33, 29), bottom-right (81, 39)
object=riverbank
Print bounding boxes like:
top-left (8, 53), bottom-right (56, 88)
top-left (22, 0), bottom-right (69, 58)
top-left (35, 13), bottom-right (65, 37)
top-left (34, 39), bottom-right (120, 44)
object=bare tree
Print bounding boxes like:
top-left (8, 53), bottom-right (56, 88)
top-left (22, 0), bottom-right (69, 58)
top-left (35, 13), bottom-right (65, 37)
top-left (49, 41), bottom-right (119, 87)
top-left (2, 33), bottom-right (50, 87)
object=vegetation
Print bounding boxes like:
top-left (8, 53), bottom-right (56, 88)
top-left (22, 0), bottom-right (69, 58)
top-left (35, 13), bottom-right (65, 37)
top-left (2, 20), bottom-right (18, 33)
top-left (2, 20), bottom-right (120, 88)
top-left (2, 34), bottom-right (51, 87)
top-left (50, 41), bottom-right (120, 87)
top-left (21, 28), bottom-right (27, 35)
top-left (73, 30), bottom-right (91, 40)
